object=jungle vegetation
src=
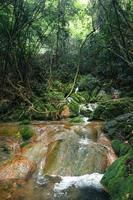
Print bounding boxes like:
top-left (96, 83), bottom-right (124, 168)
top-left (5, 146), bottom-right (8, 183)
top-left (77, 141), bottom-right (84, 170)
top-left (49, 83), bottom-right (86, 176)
top-left (0, 0), bottom-right (132, 120)
top-left (0, 1), bottom-right (133, 200)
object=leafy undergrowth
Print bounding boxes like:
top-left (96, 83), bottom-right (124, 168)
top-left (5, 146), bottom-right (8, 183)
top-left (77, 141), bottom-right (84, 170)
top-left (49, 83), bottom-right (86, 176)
top-left (91, 98), bottom-right (133, 121)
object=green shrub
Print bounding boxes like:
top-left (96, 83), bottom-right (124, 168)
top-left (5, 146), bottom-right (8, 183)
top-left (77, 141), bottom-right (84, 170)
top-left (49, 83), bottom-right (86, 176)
top-left (68, 99), bottom-right (80, 117)
top-left (78, 74), bottom-right (100, 92)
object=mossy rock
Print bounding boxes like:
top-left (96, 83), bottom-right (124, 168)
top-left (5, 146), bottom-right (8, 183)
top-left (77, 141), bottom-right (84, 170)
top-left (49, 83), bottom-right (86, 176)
top-left (112, 140), bottom-right (132, 156)
top-left (104, 112), bottom-right (133, 143)
top-left (92, 98), bottom-right (133, 121)
top-left (68, 116), bottom-right (85, 123)
top-left (20, 125), bottom-right (34, 141)
top-left (111, 140), bottom-right (121, 156)
top-left (20, 141), bottom-right (31, 148)
top-left (101, 149), bottom-right (133, 200)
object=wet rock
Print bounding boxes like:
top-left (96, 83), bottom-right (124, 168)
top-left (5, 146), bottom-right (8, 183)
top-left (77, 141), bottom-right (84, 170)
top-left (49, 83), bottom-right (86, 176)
top-left (98, 133), bottom-right (117, 166)
top-left (23, 142), bottom-right (48, 163)
top-left (69, 100), bottom-right (80, 117)
top-left (0, 156), bottom-right (36, 180)
top-left (0, 136), bottom-right (21, 163)
top-left (44, 131), bottom-right (108, 176)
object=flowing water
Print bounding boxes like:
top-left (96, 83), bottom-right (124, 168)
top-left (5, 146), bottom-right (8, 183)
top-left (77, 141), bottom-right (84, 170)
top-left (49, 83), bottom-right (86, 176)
top-left (0, 121), bottom-right (116, 200)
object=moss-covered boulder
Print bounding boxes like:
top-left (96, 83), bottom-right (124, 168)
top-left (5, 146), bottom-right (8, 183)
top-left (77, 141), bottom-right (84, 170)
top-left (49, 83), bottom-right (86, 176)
top-left (112, 140), bottom-right (132, 157)
top-left (104, 112), bottom-right (133, 144)
top-left (111, 140), bottom-right (121, 156)
top-left (68, 116), bottom-right (85, 123)
top-left (20, 125), bottom-right (34, 141)
top-left (101, 149), bottom-right (133, 200)
top-left (91, 98), bottom-right (133, 121)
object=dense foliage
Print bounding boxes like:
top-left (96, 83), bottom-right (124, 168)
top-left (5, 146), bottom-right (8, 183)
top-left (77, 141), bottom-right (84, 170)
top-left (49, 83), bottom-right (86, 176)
top-left (0, 1), bottom-right (133, 199)
top-left (0, 0), bottom-right (132, 115)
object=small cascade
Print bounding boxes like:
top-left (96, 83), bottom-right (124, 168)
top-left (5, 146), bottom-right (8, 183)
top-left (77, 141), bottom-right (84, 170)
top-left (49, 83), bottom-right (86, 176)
top-left (36, 160), bottom-right (47, 186)
top-left (0, 121), bottom-right (116, 200)
top-left (43, 125), bottom-right (107, 176)
top-left (79, 137), bottom-right (91, 145)
top-left (54, 173), bottom-right (104, 193)
top-left (53, 173), bottom-right (110, 200)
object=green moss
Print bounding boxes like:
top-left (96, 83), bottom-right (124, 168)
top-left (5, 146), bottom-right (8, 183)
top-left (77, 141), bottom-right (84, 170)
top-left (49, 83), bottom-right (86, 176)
top-left (112, 140), bottom-right (131, 156)
top-left (101, 149), bottom-right (133, 200)
top-left (120, 143), bottom-right (131, 156)
top-left (20, 141), bottom-right (30, 148)
top-left (68, 116), bottom-right (85, 123)
top-left (92, 98), bottom-right (133, 121)
top-left (111, 140), bottom-right (121, 156)
top-left (20, 125), bottom-right (34, 141)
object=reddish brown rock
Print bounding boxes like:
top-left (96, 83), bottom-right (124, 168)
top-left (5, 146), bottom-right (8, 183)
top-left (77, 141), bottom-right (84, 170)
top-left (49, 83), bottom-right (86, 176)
top-left (61, 105), bottom-right (70, 118)
top-left (0, 156), bottom-right (36, 180)
top-left (98, 133), bottom-right (117, 166)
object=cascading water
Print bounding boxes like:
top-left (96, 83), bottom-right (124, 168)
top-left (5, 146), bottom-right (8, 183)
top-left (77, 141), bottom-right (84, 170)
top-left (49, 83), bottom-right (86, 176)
top-left (0, 121), bottom-right (116, 200)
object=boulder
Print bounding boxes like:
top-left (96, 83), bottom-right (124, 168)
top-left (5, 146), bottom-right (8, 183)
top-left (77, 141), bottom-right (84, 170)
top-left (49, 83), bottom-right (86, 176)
top-left (101, 149), bottom-right (133, 200)
top-left (61, 105), bottom-right (70, 118)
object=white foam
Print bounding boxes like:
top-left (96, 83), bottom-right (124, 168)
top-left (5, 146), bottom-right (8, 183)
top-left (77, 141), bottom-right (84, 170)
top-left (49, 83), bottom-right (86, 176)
top-left (75, 87), bottom-right (79, 93)
top-left (37, 160), bottom-right (47, 185)
top-left (79, 138), bottom-right (91, 145)
top-left (67, 97), bottom-right (73, 103)
top-left (54, 173), bottom-right (104, 192)
top-left (87, 103), bottom-right (97, 112)
top-left (82, 117), bottom-right (89, 123)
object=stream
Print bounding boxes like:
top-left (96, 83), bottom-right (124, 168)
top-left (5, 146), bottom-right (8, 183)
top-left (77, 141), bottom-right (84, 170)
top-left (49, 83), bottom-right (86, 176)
top-left (0, 121), bottom-right (117, 200)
